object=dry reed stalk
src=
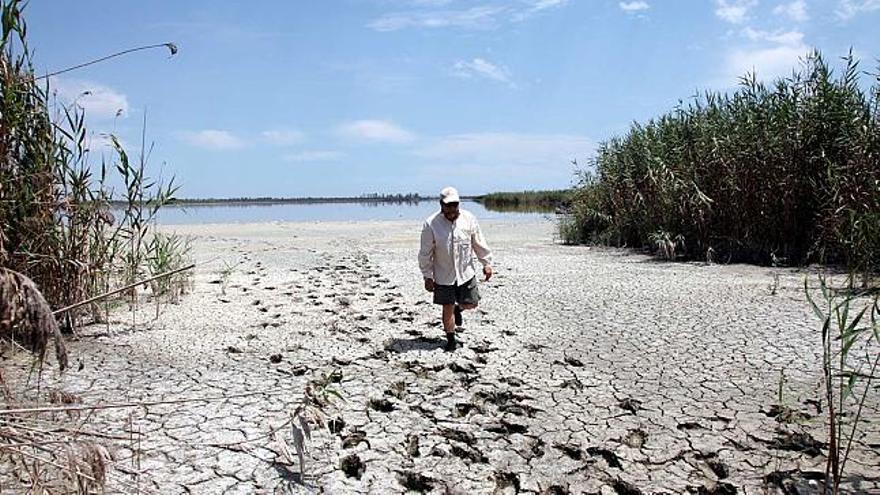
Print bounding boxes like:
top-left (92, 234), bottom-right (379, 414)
top-left (0, 381), bottom-right (312, 492)
top-left (0, 268), bottom-right (68, 370)
top-left (0, 418), bottom-right (111, 492)
top-left (0, 386), bottom-right (301, 416)
top-left (1, 376), bottom-right (115, 492)
top-left (51, 262), bottom-right (196, 317)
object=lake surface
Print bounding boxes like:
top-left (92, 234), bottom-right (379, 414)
top-left (152, 200), bottom-right (551, 225)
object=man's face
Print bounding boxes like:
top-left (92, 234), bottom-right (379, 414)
top-left (441, 201), bottom-right (460, 222)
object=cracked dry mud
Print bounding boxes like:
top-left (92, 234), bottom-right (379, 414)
top-left (3, 219), bottom-right (878, 494)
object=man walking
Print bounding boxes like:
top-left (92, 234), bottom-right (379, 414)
top-left (418, 186), bottom-right (493, 351)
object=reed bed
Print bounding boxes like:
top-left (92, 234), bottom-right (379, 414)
top-left (565, 51), bottom-right (879, 279)
top-left (479, 189), bottom-right (571, 212)
top-left (0, 0), bottom-right (184, 338)
top-left (1, 0), bottom-right (185, 490)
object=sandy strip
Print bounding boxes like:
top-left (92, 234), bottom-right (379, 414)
top-left (3, 218), bottom-right (878, 493)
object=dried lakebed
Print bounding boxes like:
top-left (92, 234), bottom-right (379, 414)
top-left (4, 219), bottom-right (878, 493)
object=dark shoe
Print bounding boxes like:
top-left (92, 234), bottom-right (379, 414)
top-left (454, 305), bottom-right (462, 326)
top-left (444, 332), bottom-right (457, 352)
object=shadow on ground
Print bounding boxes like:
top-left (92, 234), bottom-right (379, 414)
top-left (385, 337), bottom-right (446, 353)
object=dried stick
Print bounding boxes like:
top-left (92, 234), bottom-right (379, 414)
top-left (0, 386), bottom-right (296, 416)
top-left (5, 446), bottom-right (97, 482)
top-left (35, 43), bottom-right (177, 80)
top-left (52, 263), bottom-right (196, 316)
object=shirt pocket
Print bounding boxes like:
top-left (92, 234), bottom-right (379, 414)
top-left (452, 229), bottom-right (471, 260)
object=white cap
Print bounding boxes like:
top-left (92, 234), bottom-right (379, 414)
top-left (440, 186), bottom-right (460, 203)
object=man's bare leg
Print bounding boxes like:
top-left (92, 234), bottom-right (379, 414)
top-left (442, 304), bottom-right (456, 333)
top-left (443, 303), bottom-right (478, 351)
top-left (442, 304), bottom-right (457, 351)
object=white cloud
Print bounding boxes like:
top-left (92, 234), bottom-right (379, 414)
top-left (836, 0), bottom-right (880, 19)
top-left (368, 6), bottom-right (504, 31)
top-left (724, 28), bottom-right (810, 83)
top-left (52, 79), bottom-right (129, 121)
top-left (261, 129), bottom-right (305, 146)
top-left (414, 132), bottom-right (592, 165)
top-left (55, 127), bottom-right (126, 157)
top-left (727, 44), bottom-right (808, 81)
top-left (407, 0), bottom-right (454, 5)
top-left (773, 1), bottom-right (809, 21)
top-left (714, 0), bottom-right (757, 23)
top-left (741, 27), bottom-right (804, 45)
top-left (526, 0), bottom-right (569, 10)
top-left (338, 120), bottom-right (415, 143)
top-left (619, 1), bottom-right (650, 13)
top-left (512, 0), bottom-right (569, 21)
top-left (412, 132), bottom-right (593, 190)
top-left (180, 130), bottom-right (246, 150)
top-left (452, 58), bottom-right (513, 86)
top-left (283, 150), bottom-right (346, 162)
top-left (82, 132), bottom-right (129, 155)
top-left (368, 1), bottom-right (570, 31)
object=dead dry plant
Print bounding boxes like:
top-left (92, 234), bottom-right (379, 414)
top-left (275, 370), bottom-right (345, 480)
top-left (0, 268), bottom-right (68, 371)
top-left (0, 370), bottom-right (113, 493)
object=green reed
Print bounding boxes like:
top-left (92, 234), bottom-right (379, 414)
top-left (480, 189), bottom-right (571, 212)
top-left (0, 0), bottom-right (182, 329)
top-left (806, 275), bottom-right (879, 493)
top-left (2, 1), bottom-right (183, 488)
top-left (567, 51), bottom-right (879, 280)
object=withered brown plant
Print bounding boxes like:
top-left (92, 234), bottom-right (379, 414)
top-left (0, 268), bottom-right (68, 370)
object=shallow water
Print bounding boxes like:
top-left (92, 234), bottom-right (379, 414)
top-left (149, 200), bottom-right (550, 225)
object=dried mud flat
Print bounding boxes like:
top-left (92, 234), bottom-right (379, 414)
top-left (3, 218), bottom-right (879, 494)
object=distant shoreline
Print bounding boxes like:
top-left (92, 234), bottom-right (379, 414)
top-left (109, 196), bottom-right (484, 208)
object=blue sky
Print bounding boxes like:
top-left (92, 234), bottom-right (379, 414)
top-left (24, 1), bottom-right (880, 198)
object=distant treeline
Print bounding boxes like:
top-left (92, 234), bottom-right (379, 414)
top-left (161, 193), bottom-right (425, 206)
top-left (477, 190), bottom-right (571, 212)
top-left (561, 51), bottom-right (879, 277)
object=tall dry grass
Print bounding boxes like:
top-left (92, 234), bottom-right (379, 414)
top-left (566, 51), bottom-right (879, 280)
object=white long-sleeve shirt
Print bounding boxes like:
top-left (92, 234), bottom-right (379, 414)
top-left (418, 209), bottom-right (493, 286)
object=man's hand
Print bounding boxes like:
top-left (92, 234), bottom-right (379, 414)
top-left (483, 265), bottom-right (493, 281)
top-left (424, 278), bottom-right (435, 292)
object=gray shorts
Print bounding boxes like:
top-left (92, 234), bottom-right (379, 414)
top-left (433, 277), bottom-right (480, 306)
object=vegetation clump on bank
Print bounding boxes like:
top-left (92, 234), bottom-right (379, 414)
top-left (168, 192), bottom-right (424, 206)
top-left (478, 190), bottom-right (571, 212)
top-left (1, 0), bottom-right (184, 489)
top-left (562, 52), bottom-right (879, 279)
top-left (0, 1), bottom-right (183, 333)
